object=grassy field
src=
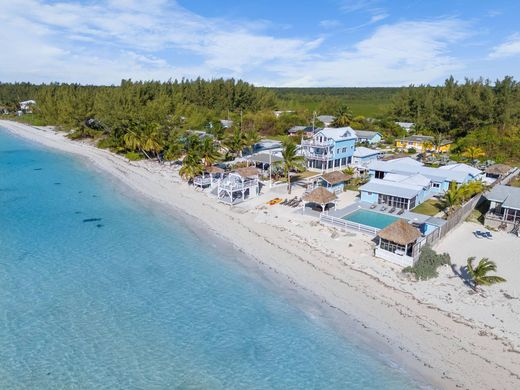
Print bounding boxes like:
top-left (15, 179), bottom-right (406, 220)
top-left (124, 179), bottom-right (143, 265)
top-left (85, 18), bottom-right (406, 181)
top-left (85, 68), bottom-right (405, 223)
top-left (412, 198), bottom-right (444, 216)
top-left (270, 87), bottom-right (401, 118)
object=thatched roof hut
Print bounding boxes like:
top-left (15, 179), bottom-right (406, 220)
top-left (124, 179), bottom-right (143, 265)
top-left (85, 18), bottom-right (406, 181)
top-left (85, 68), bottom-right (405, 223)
top-left (205, 166), bottom-right (224, 174)
top-left (485, 164), bottom-right (512, 177)
top-left (377, 219), bottom-right (420, 245)
top-left (321, 171), bottom-right (352, 185)
top-left (303, 187), bottom-right (337, 205)
top-left (235, 166), bottom-right (259, 177)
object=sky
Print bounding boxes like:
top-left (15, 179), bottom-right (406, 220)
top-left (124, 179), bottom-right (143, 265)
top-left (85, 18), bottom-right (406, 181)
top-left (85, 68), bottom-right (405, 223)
top-left (1, 0), bottom-right (520, 87)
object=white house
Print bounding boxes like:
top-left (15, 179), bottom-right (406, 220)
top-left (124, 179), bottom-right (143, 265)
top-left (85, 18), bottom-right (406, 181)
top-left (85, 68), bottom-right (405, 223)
top-left (395, 122), bottom-right (415, 133)
top-left (317, 115), bottom-right (335, 127)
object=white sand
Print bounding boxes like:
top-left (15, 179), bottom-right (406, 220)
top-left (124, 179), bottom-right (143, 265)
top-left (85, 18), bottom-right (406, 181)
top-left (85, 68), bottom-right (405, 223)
top-left (2, 120), bottom-right (520, 389)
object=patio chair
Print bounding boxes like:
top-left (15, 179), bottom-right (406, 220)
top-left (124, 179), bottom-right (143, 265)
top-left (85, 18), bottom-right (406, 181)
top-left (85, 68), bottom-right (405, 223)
top-left (483, 231), bottom-right (493, 239)
top-left (473, 230), bottom-right (484, 238)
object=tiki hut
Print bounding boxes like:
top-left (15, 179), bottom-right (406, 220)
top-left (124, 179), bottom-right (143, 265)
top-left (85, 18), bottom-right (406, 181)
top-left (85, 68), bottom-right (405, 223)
top-left (485, 164), bottom-right (512, 180)
top-left (302, 187), bottom-right (338, 212)
top-left (320, 171), bottom-right (352, 194)
top-left (376, 219), bottom-right (421, 265)
top-left (235, 166), bottom-right (260, 178)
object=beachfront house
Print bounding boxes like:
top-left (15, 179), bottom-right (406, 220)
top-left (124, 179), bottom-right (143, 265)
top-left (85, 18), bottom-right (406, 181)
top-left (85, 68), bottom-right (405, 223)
top-left (217, 167), bottom-right (260, 205)
top-left (19, 100), bottom-right (36, 113)
top-left (395, 122), bottom-right (415, 133)
top-left (395, 135), bottom-right (452, 153)
top-left (317, 115), bottom-right (335, 127)
top-left (484, 185), bottom-right (520, 230)
top-left (353, 130), bottom-right (382, 145)
top-left (358, 158), bottom-right (483, 210)
top-left (301, 127), bottom-right (356, 172)
top-left (318, 171), bottom-right (352, 194)
top-left (375, 219), bottom-right (421, 266)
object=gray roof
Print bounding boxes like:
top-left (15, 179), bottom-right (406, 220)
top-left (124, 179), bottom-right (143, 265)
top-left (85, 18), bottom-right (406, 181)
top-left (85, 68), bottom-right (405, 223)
top-left (367, 159), bottom-right (480, 183)
top-left (317, 115), bottom-right (335, 123)
top-left (353, 146), bottom-right (381, 158)
top-left (247, 153), bottom-right (283, 164)
top-left (288, 126), bottom-right (319, 134)
top-left (359, 180), bottom-right (422, 199)
top-left (486, 185), bottom-right (520, 211)
top-left (354, 130), bottom-right (381, 139)
top-left (315, 127), bottom-right (356, 141)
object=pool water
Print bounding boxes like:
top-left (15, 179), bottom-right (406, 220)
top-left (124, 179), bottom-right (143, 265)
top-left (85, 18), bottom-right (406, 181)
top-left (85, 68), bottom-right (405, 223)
top-left (342, 209), bottom-right (400, 229)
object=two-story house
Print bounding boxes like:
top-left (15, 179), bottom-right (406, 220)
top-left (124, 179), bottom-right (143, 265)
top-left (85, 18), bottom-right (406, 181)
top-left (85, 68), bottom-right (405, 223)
top-left (301, 127), bottom-right (356, 172)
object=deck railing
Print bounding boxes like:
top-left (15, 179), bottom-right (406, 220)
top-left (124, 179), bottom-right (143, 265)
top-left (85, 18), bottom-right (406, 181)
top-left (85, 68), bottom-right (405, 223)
top-left (319, 214), bottom-right (379, 236)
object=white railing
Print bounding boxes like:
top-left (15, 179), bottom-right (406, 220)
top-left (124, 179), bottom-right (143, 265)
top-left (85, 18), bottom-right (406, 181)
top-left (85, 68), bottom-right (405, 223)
top-left (319, 214), bottom-right (379, 236)
top-left (219, 178), bottom-right (258, 192)
top-left (301, 139), bottom-right (334, 148)
top-left (194, 176), bottom-right (212, 186)
top-left (375, 248), bottom-right (414, 267)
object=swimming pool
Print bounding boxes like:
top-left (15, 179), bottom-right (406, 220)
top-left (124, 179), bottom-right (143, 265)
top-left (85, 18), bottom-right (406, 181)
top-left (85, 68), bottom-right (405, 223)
top-left (342, 209), bottom-right (400, 230)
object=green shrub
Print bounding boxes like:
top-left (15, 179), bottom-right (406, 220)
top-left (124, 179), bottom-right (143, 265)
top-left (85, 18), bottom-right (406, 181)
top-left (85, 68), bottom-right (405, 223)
top-left (403, 246), bottom-right (451, 280)
top-left (407, 147), bottom-right (417, 154)
top-left (124, 152), bottom-right (143, 161)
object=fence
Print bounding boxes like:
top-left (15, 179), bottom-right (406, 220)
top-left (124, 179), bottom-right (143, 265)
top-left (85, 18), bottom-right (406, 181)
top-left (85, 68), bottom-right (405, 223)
top-left (319, 214), bottom-right (379, 236)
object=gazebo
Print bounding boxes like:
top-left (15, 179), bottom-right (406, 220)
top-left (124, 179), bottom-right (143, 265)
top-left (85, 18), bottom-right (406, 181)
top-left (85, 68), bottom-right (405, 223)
top-left (375, 219), bottom-right (421, 267)
top-left (485, 164), bottom-right (512, 180)
top-left (302, 187), bottom-right (338, 213)
top-left (194, 166), bottom-right (225, 188)
top-left (217, 166), bottom-right (260, 205)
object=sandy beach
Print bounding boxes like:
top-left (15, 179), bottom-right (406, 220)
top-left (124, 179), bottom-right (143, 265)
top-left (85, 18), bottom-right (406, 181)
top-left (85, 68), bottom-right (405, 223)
top-left (2, 119), bottom-right (520, 389)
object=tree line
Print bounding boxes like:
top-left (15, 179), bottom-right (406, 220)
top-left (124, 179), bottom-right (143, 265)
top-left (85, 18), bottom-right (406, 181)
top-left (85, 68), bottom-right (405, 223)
top-left (389, 76), bottom-right (520, 162)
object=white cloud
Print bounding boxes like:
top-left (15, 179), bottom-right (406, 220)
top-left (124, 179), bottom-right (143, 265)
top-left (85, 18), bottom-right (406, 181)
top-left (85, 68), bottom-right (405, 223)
top-left (320, 20), bottom-right (342, 29)
top-left (489, 34), bottom-right (520, 59)
top-left (267, 19), bottom-right (470, 87)
top-left (0, 1), bottom-right (472, 87)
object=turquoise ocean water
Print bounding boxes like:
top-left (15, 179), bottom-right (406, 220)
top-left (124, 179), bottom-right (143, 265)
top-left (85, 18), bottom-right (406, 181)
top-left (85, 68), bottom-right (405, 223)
top-left (0, 128), bottom-right (419, 389)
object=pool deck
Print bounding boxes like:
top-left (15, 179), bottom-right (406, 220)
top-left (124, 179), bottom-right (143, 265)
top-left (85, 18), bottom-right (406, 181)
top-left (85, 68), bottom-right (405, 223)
top-left (326, 201), bottom-right (447, 227)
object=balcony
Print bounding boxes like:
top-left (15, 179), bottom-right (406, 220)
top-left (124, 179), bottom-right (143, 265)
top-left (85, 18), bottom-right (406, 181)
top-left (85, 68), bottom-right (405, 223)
top-left (301, 139), bottom-right (334, 148)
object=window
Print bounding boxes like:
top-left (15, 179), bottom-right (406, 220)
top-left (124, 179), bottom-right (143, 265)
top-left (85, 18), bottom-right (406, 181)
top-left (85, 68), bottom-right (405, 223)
top-left (335, 159), bottom-right (340, 167)
top-left (341, 157), bottom-right (347, 165)
top-left (375, 171), bottom-right (385, 179)
top-left (342, 147), bottom-right (346, 153)
top-left (336, 148), bottom-right (340, 154)
top-left (432, 183), bottom-right (440, 188)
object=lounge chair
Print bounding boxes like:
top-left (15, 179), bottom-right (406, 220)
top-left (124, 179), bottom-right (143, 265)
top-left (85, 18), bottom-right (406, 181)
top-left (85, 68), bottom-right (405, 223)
top-left (397, 209), bottom-right (405, 215)
top-left (483, 231), bottom-right (493, 239)
top-left (370, 204), bottom-right (377, 209)
top-left (474, 230), bottom-right (484, 238)
top-left (281, 198), bottom-right (288, 206)
top-left (380, 206), bottom-right (387, 211)
top-left (389, 207), bottom-right (396, 213)
top-left (292, 199), bottom-right (302, 208)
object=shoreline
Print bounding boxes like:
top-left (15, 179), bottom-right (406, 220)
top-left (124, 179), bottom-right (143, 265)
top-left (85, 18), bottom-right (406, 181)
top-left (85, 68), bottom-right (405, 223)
top-left (2, 120), bottom-right (520, 389)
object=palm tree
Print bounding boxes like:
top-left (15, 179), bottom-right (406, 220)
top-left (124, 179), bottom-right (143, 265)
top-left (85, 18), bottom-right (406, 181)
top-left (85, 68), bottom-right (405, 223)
top-left (331, 105), bottom-right (354, 128)
top-left (342, 166), bottom-right (356, 176)
top-left (279, 138), bottom-right (305, 194)
top-left (142, 129), bottom-right (164, 161)
top-left (224, 127), bottom-right (246, 158)
top-left (123, 130), bottom-right (151, 159)
top-left (466, 257), bottom-right (506, 289)
top-left (462, 146), bottom-right (485, 162)
top-left (199, 137), bottom-right (221, 167)
top-left (440, 182), bottom-right (462, 215)
top-left (459, 180), bottom-right (487, 202)
top-left (179, 150), bottom-right (203, 182)
top-left (243, 129), bottom-right (260, 156)
top-left (163, 134), bottom-right (184, 163)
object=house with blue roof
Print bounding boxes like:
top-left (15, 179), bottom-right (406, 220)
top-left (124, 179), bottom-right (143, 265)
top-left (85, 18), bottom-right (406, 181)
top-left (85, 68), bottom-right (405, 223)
top-left (358, 158), bottom-right (483, 210)
top-left (301, 127), bottom-right (356, 172)
top-left (353, 130), bottom-right (382, 145)
top-left (352, 147), bottom-right (384, 169)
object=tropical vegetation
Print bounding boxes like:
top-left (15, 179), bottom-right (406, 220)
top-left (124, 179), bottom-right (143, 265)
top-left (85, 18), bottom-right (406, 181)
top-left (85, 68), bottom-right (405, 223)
top-left (402, 246), bottom-right (451, 280)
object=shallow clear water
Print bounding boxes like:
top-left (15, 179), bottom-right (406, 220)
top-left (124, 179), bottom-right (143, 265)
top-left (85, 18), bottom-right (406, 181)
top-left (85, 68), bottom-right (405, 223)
top-left (342, 209), bottom-right (401, 229)
top-left (0, 129), bottom-right (418, 389)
